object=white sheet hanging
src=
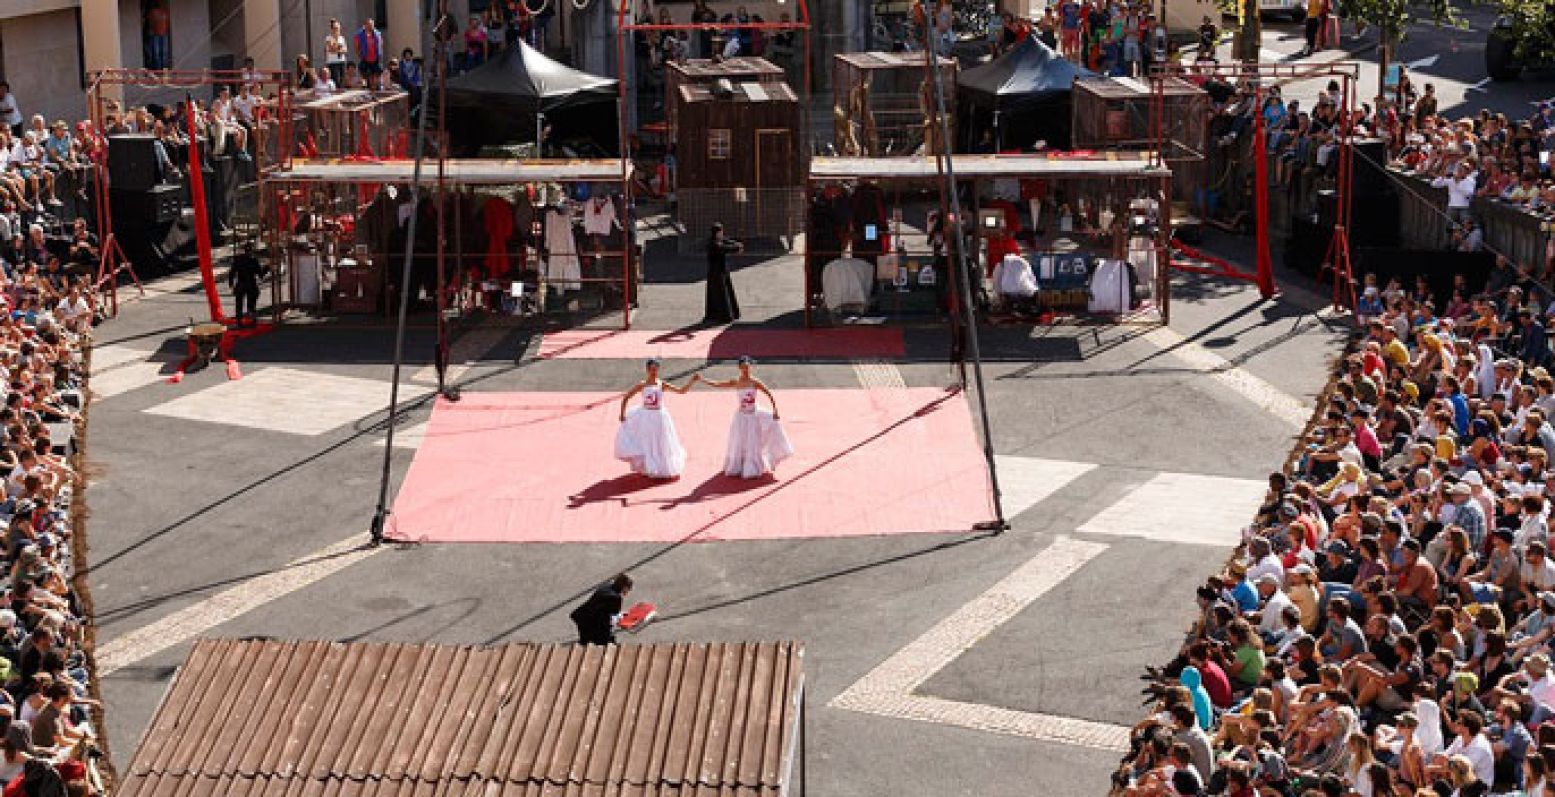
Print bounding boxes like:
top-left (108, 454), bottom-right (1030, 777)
top-left (544, 206), bottom-right (581, 292)
top-left (992, 254), bottom-right (1038, 299)
top-left (1088, 259), bottom-right (1129, 314)
top-left (822, 257), bottom-right (873, 310)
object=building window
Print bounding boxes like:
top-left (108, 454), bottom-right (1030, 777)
top-left (708, 129), bottom-right (731, 160)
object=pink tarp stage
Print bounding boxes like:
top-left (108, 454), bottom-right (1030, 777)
top-left (387, 388), bottom-right (994, 543)
top-left (536, 327), bottom-right (907, 361)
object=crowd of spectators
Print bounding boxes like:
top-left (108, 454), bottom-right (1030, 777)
top-left (0, 250), bottom-right (100, 796)
top-left (1114, 270), bottom-right (1555, 797)
top-left (1387, 92), bottom-right (1555, 227)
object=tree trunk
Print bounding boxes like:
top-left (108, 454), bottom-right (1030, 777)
top-left (1235, 0), bottom-right (1261, 62)
top-left (1377, 35), bottom-right (1390, 109)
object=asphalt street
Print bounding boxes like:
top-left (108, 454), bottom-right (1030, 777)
top-left (1213, 4), bottom-right (1553, 116)
top-left (80, 217), bottom-right (1350, 796)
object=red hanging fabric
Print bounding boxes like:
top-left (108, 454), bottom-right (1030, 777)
top-left (482, 196), bottom-right (515, 279)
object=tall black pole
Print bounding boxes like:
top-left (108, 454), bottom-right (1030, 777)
top-left (920, 5), bottom-right (1008, 532)
top-left (370, 3), bottom-right (446, 546)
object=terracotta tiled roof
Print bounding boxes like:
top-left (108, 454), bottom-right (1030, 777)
top-left (118, 638), bottom-right (805, 797)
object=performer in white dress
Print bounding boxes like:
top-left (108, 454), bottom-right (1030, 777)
top-left (699, 356), bottom-right (794, 479)
top-left (615, 359), bottom-right (693, 479)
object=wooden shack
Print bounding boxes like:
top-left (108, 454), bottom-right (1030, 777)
top-left (675, 80), bottom-right (804, 249)
top-left (1071, 76), bottom-right (1206, 201)
top-left (664, 57), bottom-right (786, 138)
top-left (832, 51), bottom-right (958, 156)
top-left (1071, 76), bottom-right (1205, 150)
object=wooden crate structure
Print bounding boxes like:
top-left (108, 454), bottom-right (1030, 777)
top-left (664, 57), bottom-right (786, 139)
top-left (832, 51), bottom-right (958, 156)
top-left (1071, 76), bottom-right (1205, 150)
top-left (1071, 76), bottom-right (1207, 202)
top-left (675, 81), bottom-right (804, 249)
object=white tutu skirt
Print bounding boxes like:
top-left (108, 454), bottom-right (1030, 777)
top-left (724, 410), bottom-right (795, 478)
top-left (614, 408), bottom-right (687, 478)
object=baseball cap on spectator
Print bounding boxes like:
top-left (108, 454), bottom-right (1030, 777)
top-left (1279, 502), bottom-right (1300, 519)
top-left (1450, 483), bottom-right (1473, 497)
top-left (1463, 470), bottom-right (1485, 486)
top-left (1325, 540), bottom-right (1350, 556)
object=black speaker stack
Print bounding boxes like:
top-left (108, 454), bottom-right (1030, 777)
top-left (107, 135), bottom-right (159, 192)
top-left (1284, 138), bottom-right (1401, 275)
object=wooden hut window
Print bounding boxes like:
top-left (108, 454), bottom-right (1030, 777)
top-left (708, 129), bottom-right (732, 160)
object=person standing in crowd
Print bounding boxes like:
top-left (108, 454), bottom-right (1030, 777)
top-left (1432, 160), bottom-right (1479, 226)
top-left (691, 0), bottom-right (718, 58)
top-left (295, 54), bottom-right (317, 91)
top-left (144, 0), bottom-right (171, 69)
top-left (355, 18), bottom-right (385, 90)
top-left (228, 242), bottom-right (264, 326)
top-left (463, 15), bottom-right (489, 71)
top-left (703, 222), bottom-right (743, 325)
top-left (398, 48), bottom-right (423, 110)
top-left (0, 84), bottom-right (21, 139)
top-left (1300, 0), bottom-right (1324, 56)
top-left (1196, 15), bottom-right (1218, 62)
top-left (569, 574), bottom-right (633, 646)
top-left (323, 18), bottom-right (348, 86)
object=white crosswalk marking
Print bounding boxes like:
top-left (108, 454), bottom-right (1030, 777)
top-left (374, 421), bottom-right (428, 450)
top-left (993, 455), bottom-right (1097, 519)
top-left (831, 536), bottom-right (1128, 751)
top-left (1142, 326), bottom-right (1311, 429)
top-left (851, 359), bottom-right (907, 389)
top-left (1078, 471), bottom-right (1266, 547)
top-left (144, 367), bottom-right (430, 435)
top-left (95, 533), bottom-right (382, 675)
top-left (88, 344), bottom-right (175, 399)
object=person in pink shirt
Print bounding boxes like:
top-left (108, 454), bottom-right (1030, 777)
top-left (1352, 407), bottom-right (1384, 472)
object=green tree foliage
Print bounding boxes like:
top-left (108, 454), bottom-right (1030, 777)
top-left (1341, 0), bottom-right (1460, 101)
top-left (1485, 0), bottom-right (1555, 63)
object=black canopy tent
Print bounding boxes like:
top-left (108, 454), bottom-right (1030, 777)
top-left (445, 40), bottom-right (621, 157)
top-left (957, 38), bottom-right (1092, 152)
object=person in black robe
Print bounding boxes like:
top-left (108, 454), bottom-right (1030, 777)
top-left (569, 573), bottom-right (633, 646)
top-left (703, 222), bottom-right (743, 325)
top-left (228, 242), bottom-right (265, 325)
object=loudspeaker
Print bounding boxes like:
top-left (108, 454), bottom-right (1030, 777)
top-left (111, 184), bottom-right (180, 227)
top-left (107, 135), bottom-right (160, 192)
top-left (1351, 138), bottom-right (1393, 200)
top-left (1315, 188), bottom-right (1399, 249)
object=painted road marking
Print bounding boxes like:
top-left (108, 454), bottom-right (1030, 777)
top-left (88, 344), bottom-right (178, 400)
top-left (90, 344), bottom-right (157, 374)
top-left (831, 535), bottom-right (1127, 750)
top-left (993, 455), bottom-right (1098, 519)
top-left (413, 325), bottom-right (511, 386)
top-left (95, 533), bottom-right (382, 675)
top-left (851, 360), bottom-right (907, 390)
top-left (1079, 471), bottom-right (1266, 547)
top-left (144, 367), bottom-right (431, 435)
top-left (1142, 326), bottom-right (1310, 429)
top-left (90, 362), bottom-right (171, 399)
top-left (374, 421), bottom-right (428, 450)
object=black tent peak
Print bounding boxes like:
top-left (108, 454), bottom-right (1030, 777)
top-left (446, 40), bottom-right (617, 112)
top-left (958, 37), bottom-right (1094, 111)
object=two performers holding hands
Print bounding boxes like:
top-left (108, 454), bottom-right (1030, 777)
top-left (615, 356), bottom-right (793, 481)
